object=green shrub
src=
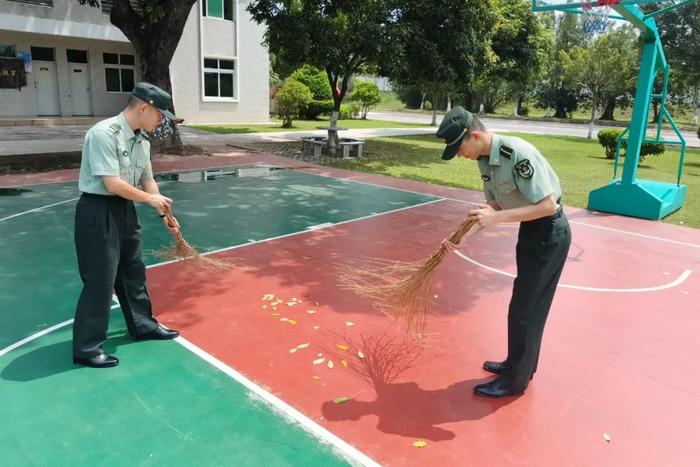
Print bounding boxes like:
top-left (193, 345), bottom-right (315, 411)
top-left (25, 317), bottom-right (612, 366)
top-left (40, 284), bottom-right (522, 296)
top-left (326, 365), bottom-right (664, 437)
top-left (290, 65), bottom-right (332, 100)
top-left (350, 82), bottom-right (382, 119)
top-left (276, 80), bottom-right (312, 128)
top-left (339, 103), bottom-right (361, 120)
top-left (639, 141), bottom-right (665, 162)
top-left (597, 129), bottom-right (626, 159)
top-left (597, 129), bottom-right (665, 163)
top-left (300, 99), bottom-right (334, 120)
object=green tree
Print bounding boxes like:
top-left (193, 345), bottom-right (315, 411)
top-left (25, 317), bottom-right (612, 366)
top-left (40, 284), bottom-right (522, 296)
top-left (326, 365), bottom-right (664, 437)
top-left (276, 80), bottom-right (313, 128)
top-left (655, 3), bottom-right (700, 126)
top-left (350, 81), bottom-right (381, 118)
top-left (79, 1), bottom-right (197, 151)
top-left (561, 30), bottom-right (636, 139)
top-left (483, 0), bottom-right (549, 116)
top-left (387, 0), bottom-right (493, 125)
top-left (248, 0), bottom-right (398, 128)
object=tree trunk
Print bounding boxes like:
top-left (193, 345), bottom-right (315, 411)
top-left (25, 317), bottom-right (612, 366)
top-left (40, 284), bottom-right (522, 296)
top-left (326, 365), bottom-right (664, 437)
top-left (545, 102), bottom-right (552, 118)
top-left (651, 100), bottom-right (660, 124)
top-left (588, 94), bottom-right (598, 140)
top-left (693, 86), bottom-right (700, 127)
top-left (108, 0), bottom-right (197, 154)
top-left (478, 103), bottom-right (485, 115)
top-left (446, 94), bottom-right (451, 112)
top-left (431, 105), bottom-right (438, 126)
top-left (601, 96), bottom-right (616, 121)
top-left (513, 93), bottom-right (521, 116)
top-left (419, 92), bottom-right (426, 111)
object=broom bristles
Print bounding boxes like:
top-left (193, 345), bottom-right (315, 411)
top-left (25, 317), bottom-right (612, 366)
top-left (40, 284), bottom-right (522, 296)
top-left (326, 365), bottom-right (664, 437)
top-left (153, 209), bottom-right (235, 271)
top-left (339, 217), bottom-right (477, 337)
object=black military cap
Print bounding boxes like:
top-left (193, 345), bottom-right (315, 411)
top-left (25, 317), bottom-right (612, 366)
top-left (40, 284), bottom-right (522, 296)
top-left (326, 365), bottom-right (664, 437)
top-left (436, 106), bottom-right (474, 160)
top-left (131, 82), bottom-right (176, 120)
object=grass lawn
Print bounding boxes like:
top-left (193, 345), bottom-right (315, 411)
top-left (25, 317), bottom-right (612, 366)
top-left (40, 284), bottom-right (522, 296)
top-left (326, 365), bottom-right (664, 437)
top-left (326, 133), bottom-right (700, 228)
top-left (189, 118), bottom-right (430, 134)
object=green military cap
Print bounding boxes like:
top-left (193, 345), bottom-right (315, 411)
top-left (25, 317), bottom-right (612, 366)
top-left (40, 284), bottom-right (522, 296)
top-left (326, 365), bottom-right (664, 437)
top-left (436, 106), bottom-right (474, 160)
top-left (131, 82), bottom-right (176, 120)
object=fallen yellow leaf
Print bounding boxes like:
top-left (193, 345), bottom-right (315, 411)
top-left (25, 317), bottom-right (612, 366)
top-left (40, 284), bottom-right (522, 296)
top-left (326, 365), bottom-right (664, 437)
top-left (313, 358), bottom-right (325, 365)
top-left (312, 376), bottom-right (320, 380)
top-left (357, 351), bottom-right (365, 359)
top-left (333, 397), bottom-right (349, 405)
top-left (313, 325), bottom-right (320, 330)
top-left (307, 310), bottom-right (317, 315)
top-left (336, 344), bottom-right (349, 351)
top-left (345, 321), bottom-right (354, 327)
top-left (280, 317), bottom-right (289, 322)
top-left (341, 360), bottom-right (348, 368)
top-left (412, 441), bottom-right (428, 448)
top-left (603, 433), bottom-right (611, 443)
top-left (288, 319), bottom-right (297, 325)
top-left (286, 301), bottom-right (297, 306)
top-left (271, 313), bottom-right (280, 318)
top-left (289, 348), bottom-right (298, 354)
top-left (317, 353), bottom-right (323, 357)
top-left (327, 360), bottom-right (335, 369)
top-left (296, 343), bottom-right (310, 349)
top-left (262, 294), bottom-right (275, 301)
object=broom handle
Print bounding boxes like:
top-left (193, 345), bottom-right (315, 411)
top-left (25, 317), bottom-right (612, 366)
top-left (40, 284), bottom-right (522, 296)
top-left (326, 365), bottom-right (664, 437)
top-left (163, 207), bottom-right (185, 242)
top-left (429, 217), bottom-right (478, 262)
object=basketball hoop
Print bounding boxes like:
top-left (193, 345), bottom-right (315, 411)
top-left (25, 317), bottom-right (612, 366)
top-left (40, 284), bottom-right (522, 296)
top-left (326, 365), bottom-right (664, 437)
top-left (581, 0), bottom-right (620, 34)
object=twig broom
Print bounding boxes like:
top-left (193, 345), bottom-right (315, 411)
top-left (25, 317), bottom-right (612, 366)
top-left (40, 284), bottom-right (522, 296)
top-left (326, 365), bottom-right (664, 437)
top-left (339, 217), bottom-right (477, 337)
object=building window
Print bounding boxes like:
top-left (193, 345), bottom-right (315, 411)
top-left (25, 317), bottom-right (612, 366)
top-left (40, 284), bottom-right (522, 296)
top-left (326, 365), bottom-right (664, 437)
top-left (203, 58), bottom-right (235, 99)
top-left (7, 1), bottom-right (54, 6)
top-left (0, 44), bottom-right (17, 58)
top-left (30, 47), bottom-right (55, 61)
top-left (202, 0), bottom-right (233, 20)
top-left (104, 53), bottom-right (135, 93)
top-left (66, 49), bottom-right (88, 64)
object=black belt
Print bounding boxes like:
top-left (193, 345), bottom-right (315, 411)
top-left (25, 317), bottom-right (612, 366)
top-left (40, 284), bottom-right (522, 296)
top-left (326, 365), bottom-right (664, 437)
top-left (81, 192), bottom-right (119, 199)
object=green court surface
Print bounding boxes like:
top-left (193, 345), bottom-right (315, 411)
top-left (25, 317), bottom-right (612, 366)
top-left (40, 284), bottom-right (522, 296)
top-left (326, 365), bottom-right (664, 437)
top-left (0, 167), bottom-right (436, 466)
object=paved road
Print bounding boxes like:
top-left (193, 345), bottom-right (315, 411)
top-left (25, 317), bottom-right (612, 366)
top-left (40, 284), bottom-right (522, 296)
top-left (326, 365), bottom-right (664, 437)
top-left (368, 110), bottom-right (700, 148)
top-left (1, 112), bottom-right (697, 156)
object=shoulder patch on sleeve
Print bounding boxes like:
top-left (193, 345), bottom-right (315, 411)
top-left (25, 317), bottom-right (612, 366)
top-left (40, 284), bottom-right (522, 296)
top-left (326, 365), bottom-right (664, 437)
top-left (108, 123), bottom-right (121, 134)
top-left (514, 159), bottom-right (534, 179)
top-left (499, 145), bottom-right (514, 159)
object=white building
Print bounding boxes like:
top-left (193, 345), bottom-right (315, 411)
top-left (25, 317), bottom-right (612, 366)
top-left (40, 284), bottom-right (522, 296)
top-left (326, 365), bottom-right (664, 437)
top-left (0, 0), bottom-right (269, 123)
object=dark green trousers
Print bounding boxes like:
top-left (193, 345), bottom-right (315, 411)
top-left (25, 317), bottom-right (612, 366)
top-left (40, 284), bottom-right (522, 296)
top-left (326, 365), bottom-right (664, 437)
top-left (73, 193), bottom-right (158, 358)
top-left (502, 209), bottom-right (571, 392)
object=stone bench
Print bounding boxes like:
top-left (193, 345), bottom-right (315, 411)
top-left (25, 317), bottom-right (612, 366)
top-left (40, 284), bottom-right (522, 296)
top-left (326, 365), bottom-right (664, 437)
top-left (337, 138), bottom-right (364, 158)
top-left (301, 136), bottom-right (327, 157)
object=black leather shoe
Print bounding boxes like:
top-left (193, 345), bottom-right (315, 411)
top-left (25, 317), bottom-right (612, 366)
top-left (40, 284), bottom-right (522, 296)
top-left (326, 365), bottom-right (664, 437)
top-left (73, 352), bottom-right (119, 368)
top-left (483, 360), bottom-right (508, 374)
top-left (135, 324), bottom-right (179, 341)
top-left (473, 378), bottom-right (523, 398)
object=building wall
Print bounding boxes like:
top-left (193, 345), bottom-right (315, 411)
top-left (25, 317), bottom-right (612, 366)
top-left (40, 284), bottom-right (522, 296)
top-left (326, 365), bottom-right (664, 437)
top-left (0, 30), bottom-right (140, 117)
top-left (0, 0), bottom-right (269, 122)
top-left (169, 1), bottom-right (269, 124)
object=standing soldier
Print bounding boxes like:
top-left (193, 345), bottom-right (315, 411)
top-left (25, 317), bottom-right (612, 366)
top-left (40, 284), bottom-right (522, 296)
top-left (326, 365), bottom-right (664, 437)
top-left (73, 82), bottom-right (181, 368)
top-left (437, 106), bottom-right (571, 397)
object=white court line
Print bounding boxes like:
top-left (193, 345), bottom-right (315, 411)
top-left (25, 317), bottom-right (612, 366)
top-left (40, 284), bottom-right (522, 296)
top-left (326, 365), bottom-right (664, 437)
top-left (0, 303), bottom-right (120, 358)
top-left (0, 199), bottom-right (445, 352)
top-left (0, 197), bottom-right (79, 223)
top-left (569, 220), bottom-right (700, 249)
top-left (176, 336), bottom-right (381, 467)
top-left (454, 250), bottom-right (693, 293)
top-left (296, 169), bottom-right (700, 250)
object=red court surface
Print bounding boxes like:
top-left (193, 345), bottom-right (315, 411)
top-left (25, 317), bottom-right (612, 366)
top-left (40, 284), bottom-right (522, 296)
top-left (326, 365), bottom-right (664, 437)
top-left (4, 153), bottom-right (699, 466)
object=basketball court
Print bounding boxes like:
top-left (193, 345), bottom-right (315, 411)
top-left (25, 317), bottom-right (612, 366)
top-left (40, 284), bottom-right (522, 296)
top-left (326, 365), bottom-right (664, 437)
top-left (1, 149), bottom-right (699, 466)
